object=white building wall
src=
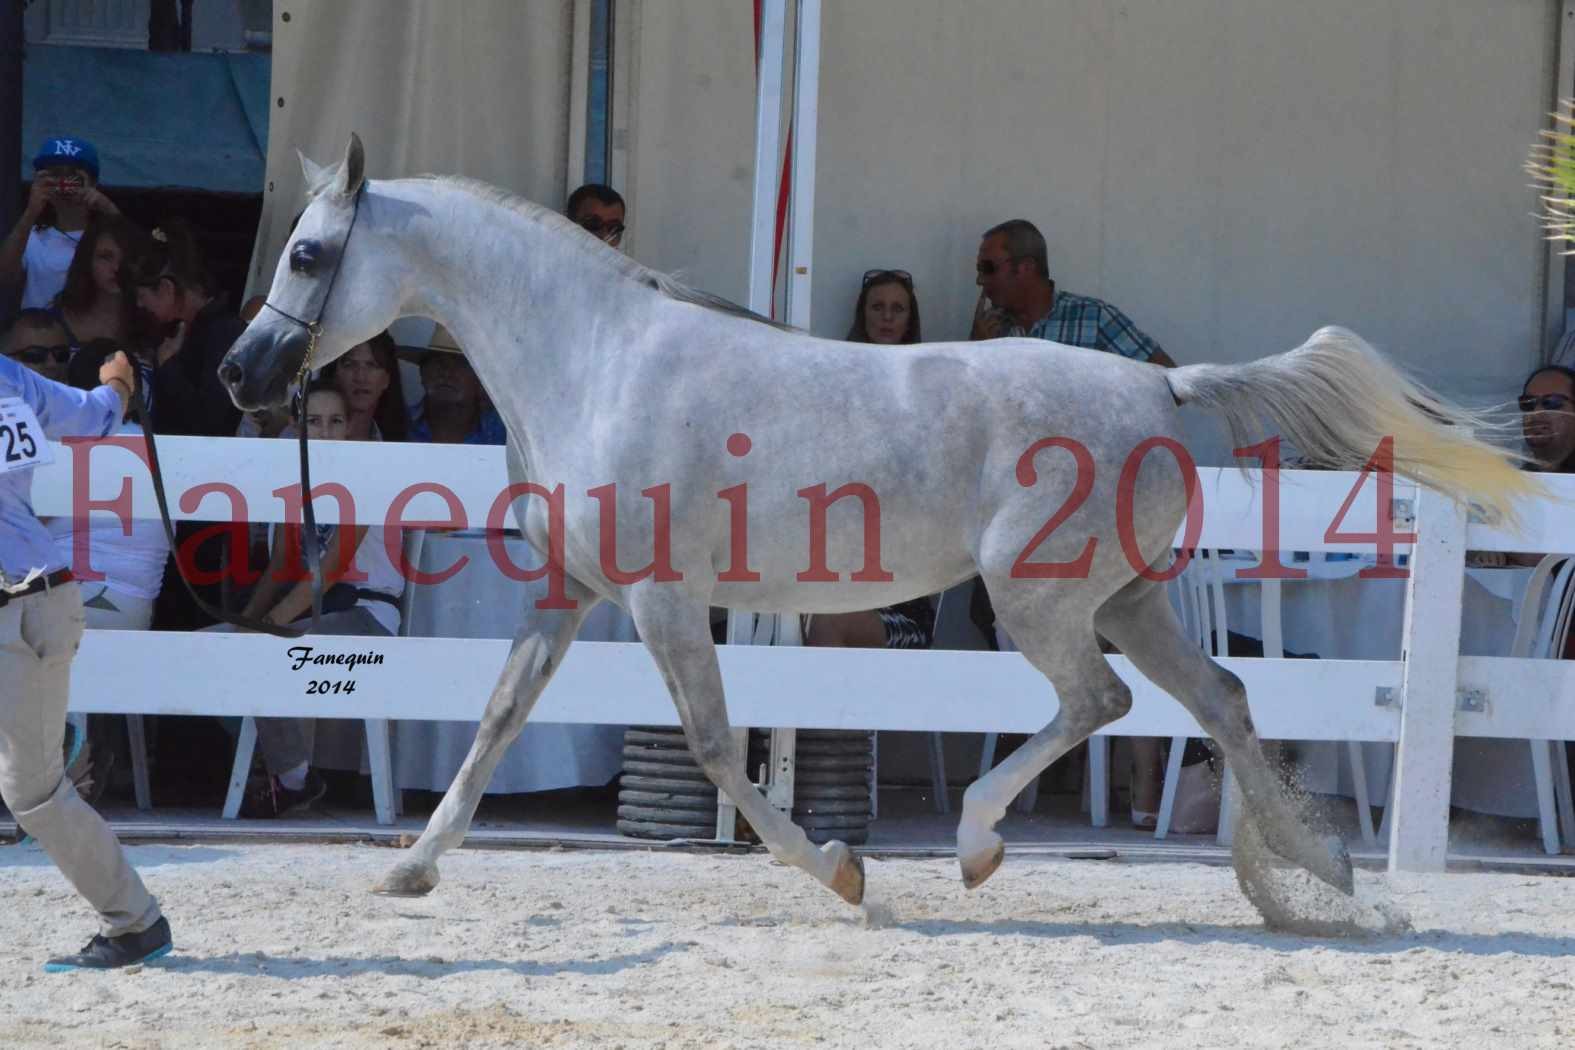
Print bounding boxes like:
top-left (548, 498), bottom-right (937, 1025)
top-left (618, 0), bottom-right (1559, 455)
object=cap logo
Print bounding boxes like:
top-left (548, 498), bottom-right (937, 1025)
top-left (50, 139), bottom-right (83, 158)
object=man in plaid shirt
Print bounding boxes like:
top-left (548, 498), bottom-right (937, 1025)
top-left (970, 219), bottom-right (1176, 368)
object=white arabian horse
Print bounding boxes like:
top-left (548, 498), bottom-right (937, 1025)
top-left (222, 136), bottom-right (1534, 916)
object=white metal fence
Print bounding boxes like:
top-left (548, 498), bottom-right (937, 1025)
top-left (32, 436), bottom-right (1575, 871)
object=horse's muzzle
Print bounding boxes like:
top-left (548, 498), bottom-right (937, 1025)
top-left (220, 326), bottom-right (310, 411)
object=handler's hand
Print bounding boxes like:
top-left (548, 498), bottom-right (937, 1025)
top-left (98, 350), bottom-right (135, 391)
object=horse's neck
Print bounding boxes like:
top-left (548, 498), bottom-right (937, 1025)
top-left (393, 181), bottom-right (639, 419)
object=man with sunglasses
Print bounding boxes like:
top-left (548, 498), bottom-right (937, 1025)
top-left (970, 219), bottom-right (1175, 368)
top-left (4, 310), bottom-right (73, 385)
top-left (1469, 366), bottom-right (1575, 573)
top-left (1520, 366), bottom-right (1575, 472)
top-left (567, 183), bottom-right (627, 251)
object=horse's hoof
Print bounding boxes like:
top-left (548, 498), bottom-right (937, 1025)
top-left (1316, 834), bottom-right (1355, 896)
top-left (372, 860), bottom-right (440, 898)
top-left (824, 841), bottom-right (865, 906)
top-left (960, 835), bottom-right (1006, 890)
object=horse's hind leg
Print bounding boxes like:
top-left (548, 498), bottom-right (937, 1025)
top-left (373, 584), bottom-right (596, 897)
top-left (957, 606), bottom-right (1132, 890)
top-left (1094, 578), bottom-right (1354, 895)
top-left (629, 595), bottom-right (865, 905)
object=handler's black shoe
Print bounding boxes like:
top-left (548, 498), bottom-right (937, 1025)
top-left (44, 916), bottom-right (173, 973)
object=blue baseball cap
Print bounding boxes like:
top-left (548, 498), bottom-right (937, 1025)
top-left (32, 137), bottom-right (99, 180)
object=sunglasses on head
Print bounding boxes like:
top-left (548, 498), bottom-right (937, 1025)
top-left (8, 344), bottom-right (70, 366)
top-left (577, 215), bottom-right (626, 241)
top-left (1519, 393), bottom-right (1575, 413)
top-left (862, 269), bottom-right (913, 287)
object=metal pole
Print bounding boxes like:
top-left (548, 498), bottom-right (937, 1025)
top-left (746, 0), bottom-right (785, 317)
top-left (0, 0), bottom-right (24, 244)
top-left (784, 0), bottom-right (819, 331)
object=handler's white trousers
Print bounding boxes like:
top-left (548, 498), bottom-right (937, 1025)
top-left (0, 581), bottom-right (161, 937)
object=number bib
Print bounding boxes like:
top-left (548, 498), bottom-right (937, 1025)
top-left (0, 397), bottom-right (53, 476)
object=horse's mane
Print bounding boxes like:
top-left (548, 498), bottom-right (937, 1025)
top-left (415, 175), bottom-right (795, 333)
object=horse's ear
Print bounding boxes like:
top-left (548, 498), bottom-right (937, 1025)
top-left (298, 150), bottom-right (332, 197)
top-left (334, 133), bottom-right (366, 199)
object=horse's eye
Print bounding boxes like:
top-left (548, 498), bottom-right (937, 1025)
top-left (290, 240), bottom-right (322, 274)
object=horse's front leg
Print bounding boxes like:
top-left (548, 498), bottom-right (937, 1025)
top-left (373, 583), bottom-right (596, 897)
top-left (629, 594), bottom-right (865, 906)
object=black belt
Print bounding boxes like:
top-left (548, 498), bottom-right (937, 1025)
top-left (0, 569), bottom-right (74, 608)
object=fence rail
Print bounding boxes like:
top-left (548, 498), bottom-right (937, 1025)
top-left (33, 437), bottom-right (1575, 871)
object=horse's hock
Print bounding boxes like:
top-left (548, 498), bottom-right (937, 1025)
top-left (617, 727), bottom-right (874, 845)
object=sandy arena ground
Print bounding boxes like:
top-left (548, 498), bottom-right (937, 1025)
top-left (2, 842), bottom-right (1573, 1049)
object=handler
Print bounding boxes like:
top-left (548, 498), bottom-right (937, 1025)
top-left (1, 346), bottom-right (173, 971)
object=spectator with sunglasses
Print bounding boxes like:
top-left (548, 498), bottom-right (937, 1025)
top-left (1, 137), bottom-right (120, 311)
top-left (970, 219), bottom-right (1175, 368)
top-left (4, 310), bottom-right (72, 385)
top-left (797, 268), bottom-right (937, 653)
top-left (847, 268), bottom-right (922, 344)
top-left (1468, 365), bottom-right (1575, 573)
top-left (1519, 365), bottom-right (1575, 473)
top-left (567, 183), bottom-right (627, 251)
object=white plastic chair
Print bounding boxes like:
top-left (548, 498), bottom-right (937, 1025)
top-left (221, 530), bottom-right (421, 825)
top-left (1375, 555), bottom-right (1575, 853)
top-left (1152, 550), bottom-right (1376, 844)
top-left (1509, 555), bottom-right (1575, 854)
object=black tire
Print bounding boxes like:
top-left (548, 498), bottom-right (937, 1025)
top-left (788, 756), bottom-right (873, 772)
top-left (621, 745), bottom-right (712, 766)
top-left (618, 773), bottom-right (721, 795)
top-left (789, 799), bottom-right (872, 816)
top-left (618, 791), bottom-right (718, 812)
top-left (618, 804), bottom-right (720, 823)
top-left (623, 729), bottom-right (696, 749)
top-left (617, 819), bottom-right (716, 840)
top-left (791, 772), bottom-right (872, 788)
top-left (620, 760), bottom-right (716, 781)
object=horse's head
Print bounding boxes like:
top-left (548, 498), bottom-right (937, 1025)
top-left (220, 134), bottom-right (402, 410)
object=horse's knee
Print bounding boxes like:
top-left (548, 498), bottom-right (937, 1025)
top-left (477, 697), bottom-right (527, 738)
top-left (1095, 678), bottom-right (1133, 724)
top-left (683, 729), bottom-right (740, 781)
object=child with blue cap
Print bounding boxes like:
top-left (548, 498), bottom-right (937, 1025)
top-left (0, 136), bottom-right (121, 310)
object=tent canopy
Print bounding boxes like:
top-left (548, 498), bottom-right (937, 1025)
top-left (22, 44), bottom-right (269, 193)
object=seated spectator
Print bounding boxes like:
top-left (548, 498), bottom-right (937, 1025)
top-left (53, 213), bottom-right (143, 351)
top-left (124, 222), bottom-right (247, 627)
top-left (124, 221), bottom-right (244, 438)
top-left (1520, 365), bottom-right (1575, 473)
top-left (218, 381), bottom-right (406, 817)
top-left (805, 270), bottom-right (934, 653)
top-left (407, 326), bottom-right (507, 445)
top-left (970, 219), bottom-right (1176, 367)
top-left (1, 136), bottom-right (119, 310)
top-left (969, 222), bottom-right (1172, 824)
top-left (567, 183), bottom-right (626, 251)
top-left (323, 332), bottom-right (409, 442)
top-left (3, 309), bottom-right (71, 384)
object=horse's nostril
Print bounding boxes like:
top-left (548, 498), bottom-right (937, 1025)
top-left (218, 361), bottom-right (243, 388)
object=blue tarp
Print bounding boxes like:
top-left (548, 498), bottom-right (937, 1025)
top-left (22, 44), bottom-right (269, 193)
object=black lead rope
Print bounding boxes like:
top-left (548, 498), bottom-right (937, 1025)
top-left (139, 184), bottom-right (364, 640)
top-left (139, 401), bottom-right (315, 639)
